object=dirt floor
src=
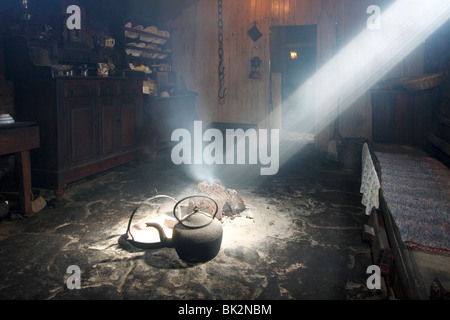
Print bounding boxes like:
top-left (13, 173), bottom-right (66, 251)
top-left (0, 139), bottom-right (386, 300)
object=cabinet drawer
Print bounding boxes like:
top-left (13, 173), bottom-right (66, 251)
top-left (99, 83), bottom-right (118, 96)
top-left (120, 83), bottom-right (140, 95)
top-left (64, 83), bottom-right (97, 98)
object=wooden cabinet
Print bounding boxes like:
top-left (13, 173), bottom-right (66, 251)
top-left (14, 78), bottom-right (143, 196)
top-left (65, 93), bottom-right (97, 166)
top-left (118, 94), bottom-right (139, 151)
top-left (371, 88), bottom-right (440, 148)
top-left (99, 95), bottom-right (117, 158)
top-left (143, 92), bottom-right (197, 154)
top-left (123, 22), bottom-right (171, 75)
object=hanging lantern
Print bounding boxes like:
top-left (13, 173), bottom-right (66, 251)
top-left (249, 45), bottom-right (262, 79)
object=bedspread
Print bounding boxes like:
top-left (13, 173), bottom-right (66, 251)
top-left (374, 151), bottom-right (450, 256)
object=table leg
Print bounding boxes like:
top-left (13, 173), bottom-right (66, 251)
top-left (54, 188), bottom-right (64, 200)
top-left (15, 150), bottom-right (33, 216)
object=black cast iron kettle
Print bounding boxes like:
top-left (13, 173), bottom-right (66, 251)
top-left (126, 195), bottom-right (222, 263)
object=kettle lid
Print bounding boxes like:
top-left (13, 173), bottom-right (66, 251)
top-left (179, 208), bottom-right (215, 229)
top-left (173, 196), bottom-right (219, 229)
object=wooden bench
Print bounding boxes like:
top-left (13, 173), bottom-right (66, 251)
top-left (363, 142), bottom-right (450, 299)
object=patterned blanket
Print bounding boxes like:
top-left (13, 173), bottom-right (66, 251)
top-left (374, 151), bottom-right (450, 256)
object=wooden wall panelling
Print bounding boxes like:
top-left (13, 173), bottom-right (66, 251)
top-left (314, 0), bottom-right (339, 152)
top-left (169, 0), bottom-right (427, 152)
top-left (271, 73), bottom-right (282, 130)
top-left (337, 0), bottom-right (372, 139)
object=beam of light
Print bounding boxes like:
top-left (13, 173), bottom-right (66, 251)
top-left (180, 0), bottom-right (450, 189)
top-left (277, 0), bottom-right (450, 164)
top-left (148, 0), bottom-right (450, 253)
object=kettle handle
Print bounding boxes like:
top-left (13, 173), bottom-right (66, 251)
top-left (126, 195), bottom-right (178, 249)
top-left (173, 195), bottom-right (219, 229)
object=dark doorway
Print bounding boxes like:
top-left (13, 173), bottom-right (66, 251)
top-left (270, 25), bottom-right (317, 136)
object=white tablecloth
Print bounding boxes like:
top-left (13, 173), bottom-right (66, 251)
top-left (360, 143), bottom-right (380, 215)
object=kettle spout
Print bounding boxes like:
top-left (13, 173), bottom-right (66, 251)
top-left (145, 222), bottom-right (174, 248)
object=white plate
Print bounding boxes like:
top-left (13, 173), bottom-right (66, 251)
top-left (141, 26), bottom-right (158, 42)
top-left (125, 24), bottom-right (143, 39)
top-left (125, 22), bottom-right (139, 39)
top-left (159, 30), bottom-right (170, 38)
top-left (126, 43), bottom-right (142, 56)
top-left (134, 25), bottom-right (144, 31)
top-left (0, 114), bottom-right (15, 124)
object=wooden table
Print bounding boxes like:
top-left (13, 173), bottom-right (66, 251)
top-left (0, 122), bottom-right (40, 216)
top-left (143, 92), bottom-right (198, 155)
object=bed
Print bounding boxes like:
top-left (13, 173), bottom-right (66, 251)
top-left (360, 142), bottom-right (450, 300)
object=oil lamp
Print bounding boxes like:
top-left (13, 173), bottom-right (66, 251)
top-left (249, 45), bottom-right (262, 79)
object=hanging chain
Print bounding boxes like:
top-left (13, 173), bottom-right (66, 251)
top-left (218, 0), bottom-right (227, 100)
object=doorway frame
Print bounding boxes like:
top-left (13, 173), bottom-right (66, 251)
top-left (269, 24), bottom-right (318, 137)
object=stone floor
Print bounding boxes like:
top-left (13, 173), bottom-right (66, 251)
top-left (0, 140), bottom-right (387, 300)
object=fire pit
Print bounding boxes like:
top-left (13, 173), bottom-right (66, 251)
top-left (187, 182), bottom-right (246, 220)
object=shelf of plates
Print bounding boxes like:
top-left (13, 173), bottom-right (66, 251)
top-left (124, 23), bottom-right (171, 74)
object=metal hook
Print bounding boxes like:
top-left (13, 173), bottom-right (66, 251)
top-left (218, 86), bottom-right (227, 100)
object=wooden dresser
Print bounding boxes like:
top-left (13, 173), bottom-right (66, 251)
top-left (13, 78), bottom-right (142, 197)
top-left (143, 92), bottom-right (197, 154)
top-left (5, 37), bottom-right (143, 197)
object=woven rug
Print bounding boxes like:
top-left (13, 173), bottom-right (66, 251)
top-left (375, 152), bottom-right (450, 256)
